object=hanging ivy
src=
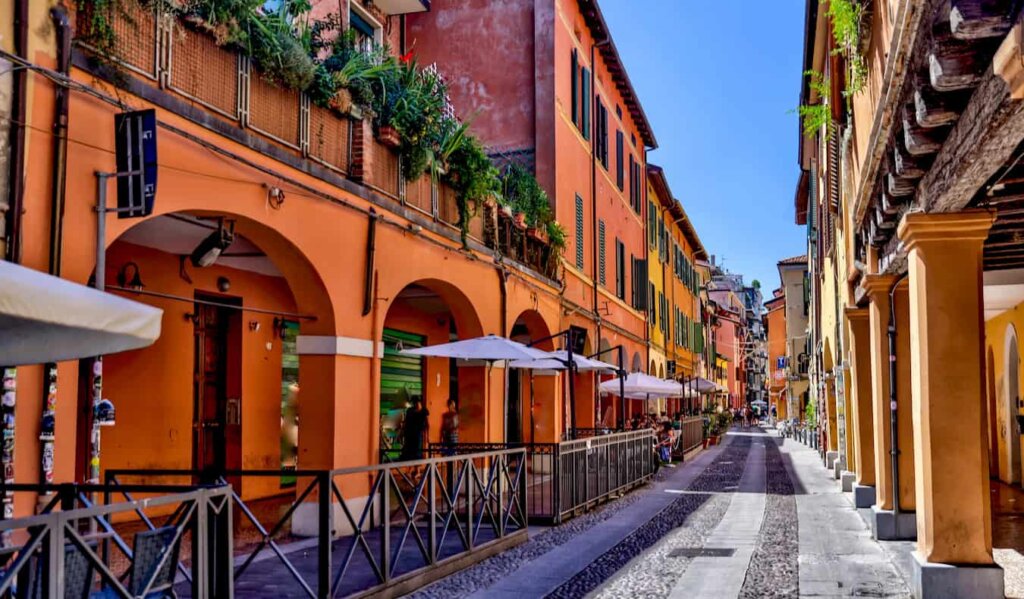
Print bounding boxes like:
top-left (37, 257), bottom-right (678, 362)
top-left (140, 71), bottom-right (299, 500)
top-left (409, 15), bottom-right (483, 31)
top-left (825, 0), bottom-right (870, 97)
top-left (799, 70), bottom-right (833, 140)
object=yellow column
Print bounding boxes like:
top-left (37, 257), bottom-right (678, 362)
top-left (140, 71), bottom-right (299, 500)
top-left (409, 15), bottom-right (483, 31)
top-left (862, 275), bottom-right (897, 511)
top-left (845, 307), bottom-right (875, 488)
top-left (843, 358), bottom-right (856, 472)
top-left (899, 211), bottom-right (995, 566)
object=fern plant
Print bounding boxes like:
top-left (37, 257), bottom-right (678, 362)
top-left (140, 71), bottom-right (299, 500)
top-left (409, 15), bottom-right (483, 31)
top-left (825, 0), bottom-right (869, 97)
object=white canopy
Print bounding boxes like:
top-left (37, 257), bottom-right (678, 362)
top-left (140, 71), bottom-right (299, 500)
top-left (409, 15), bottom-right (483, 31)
top-left (0, 261), bottom-right (163, 366)
top-left (508, 350), bottom-right (619, 374)
top-left (599, 372), bottom-right (683, 398)
top-left (400, 334), bottom-right (553, 362)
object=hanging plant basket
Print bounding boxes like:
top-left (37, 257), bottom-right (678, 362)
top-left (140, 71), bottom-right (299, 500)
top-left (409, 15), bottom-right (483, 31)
top-left (377, 125), bottom-right (401, 148)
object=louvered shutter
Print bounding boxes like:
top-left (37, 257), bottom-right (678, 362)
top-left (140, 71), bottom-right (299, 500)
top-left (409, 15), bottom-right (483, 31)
top-left (571, 50), bottom-right (579, 127)
top-left (575, 195), bottom-right (584, 269)
top-left (598, 219), bottom-right (606, 286)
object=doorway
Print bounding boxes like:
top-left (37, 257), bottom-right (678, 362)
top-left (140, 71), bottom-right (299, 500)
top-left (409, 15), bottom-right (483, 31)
top-left (1006, 325), bottom-right (1021, 484)
top-left (193, 294), bottom-right (242, 484)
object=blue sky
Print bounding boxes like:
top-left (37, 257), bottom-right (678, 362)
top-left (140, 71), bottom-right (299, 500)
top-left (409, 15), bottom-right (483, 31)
top-left (601, 0), bottom-right (808, 292)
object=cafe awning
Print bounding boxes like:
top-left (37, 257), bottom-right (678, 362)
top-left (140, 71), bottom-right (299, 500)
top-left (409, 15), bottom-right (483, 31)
top-left (0, 261), bottom-right (163, 365)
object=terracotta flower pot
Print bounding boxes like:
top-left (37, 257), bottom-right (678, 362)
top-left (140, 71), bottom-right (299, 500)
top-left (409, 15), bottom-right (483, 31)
top-left (528, 226), bottom-right (549, 243)
top-left (513, 212), bottom-right (527, 229)
top-left (377, 125), bottom-right (401, 148)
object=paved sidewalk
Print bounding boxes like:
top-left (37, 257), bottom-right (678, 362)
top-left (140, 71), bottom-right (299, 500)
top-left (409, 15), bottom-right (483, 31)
top-left (465, 440), bottom-right (729, 598)
top-left (779, 435), bottom-right (911, 599)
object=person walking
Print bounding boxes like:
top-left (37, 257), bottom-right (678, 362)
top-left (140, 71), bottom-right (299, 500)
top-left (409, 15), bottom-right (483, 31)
top-left (400, 397), bottom-right (429, 461)
top-left (440, 398), bottom-right (459, 456)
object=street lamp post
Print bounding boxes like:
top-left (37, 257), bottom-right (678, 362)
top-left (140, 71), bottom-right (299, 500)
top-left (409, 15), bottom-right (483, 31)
top-left (529, 328), bottom-right (581, 439)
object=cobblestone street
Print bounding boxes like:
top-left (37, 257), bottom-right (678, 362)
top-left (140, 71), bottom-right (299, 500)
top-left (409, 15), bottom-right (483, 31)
top-left (412, 428), bottom-right (912, 599)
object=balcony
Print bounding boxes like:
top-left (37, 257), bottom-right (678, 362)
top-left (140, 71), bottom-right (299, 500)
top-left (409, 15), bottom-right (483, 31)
top-left (75, 3), bottom-right (560, 281)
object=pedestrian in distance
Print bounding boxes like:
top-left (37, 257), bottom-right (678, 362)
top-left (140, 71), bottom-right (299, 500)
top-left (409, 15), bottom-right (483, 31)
top-left (440, 398), bottom-right (459, 456)
top-left (399, 396), bottom-right (429, 461)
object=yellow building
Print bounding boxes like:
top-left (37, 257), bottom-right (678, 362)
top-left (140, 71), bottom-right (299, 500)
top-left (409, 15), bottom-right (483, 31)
top-left (647, 165), bottom-right (708, 413)
top-left (795, 0), bottom-right (1024, 596)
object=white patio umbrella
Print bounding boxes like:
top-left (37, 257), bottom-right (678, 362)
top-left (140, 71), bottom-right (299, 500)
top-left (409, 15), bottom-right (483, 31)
top-left (599, 372), bottom-right (682, 398)
top-left (508, 350), bottom-right (618, 374)
top-left (401, 335), bottom-right (556, 442)
top-left (0, 260), bottom-right (163, 365)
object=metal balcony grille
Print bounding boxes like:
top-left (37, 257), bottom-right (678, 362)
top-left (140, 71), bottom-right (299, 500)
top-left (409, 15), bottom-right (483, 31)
top-left (307, 104), bottom-right (351, 174)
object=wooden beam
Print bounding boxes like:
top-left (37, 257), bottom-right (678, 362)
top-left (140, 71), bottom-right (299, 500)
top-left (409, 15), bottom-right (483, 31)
top-left (919, 29), bottom-right (1024, 213)
top-left (951, 0), bottom-right (1017, 40)
top-left (903, 114), bottom-right (949, 155)
top-left (929, 37), bottom-right (994, 91)
top-left (914, 83), bottom-right (967, 127)
top-left (893, 143), bottom-right (930, 178)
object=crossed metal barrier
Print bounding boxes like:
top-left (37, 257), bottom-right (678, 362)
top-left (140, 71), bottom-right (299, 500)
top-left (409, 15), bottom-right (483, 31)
top-left (107, 447), bottom-right (527, 598)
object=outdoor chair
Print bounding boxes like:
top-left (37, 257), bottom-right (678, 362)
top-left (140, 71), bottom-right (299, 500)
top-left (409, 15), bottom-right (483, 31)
top-left (91, 526), bottom-right (181, 599)
top-left (17, 541), bottom-right (95, 599)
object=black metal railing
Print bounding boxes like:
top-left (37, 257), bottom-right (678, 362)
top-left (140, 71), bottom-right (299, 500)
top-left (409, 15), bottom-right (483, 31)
top-left (0, 482), bottom-right (232, 598)
top-left (429, 429), bottom-right (656, 524)
top-left (108, 447), bottom-right (527, 598)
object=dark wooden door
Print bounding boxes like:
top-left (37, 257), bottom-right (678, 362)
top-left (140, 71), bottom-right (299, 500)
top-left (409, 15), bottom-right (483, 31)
top-left (193, 298), bottom-right (241, 481)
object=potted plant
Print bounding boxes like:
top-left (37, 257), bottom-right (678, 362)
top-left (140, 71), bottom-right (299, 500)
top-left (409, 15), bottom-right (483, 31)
top-left (527, 224), bottom-right (549, 243)
top-left (512, 211), bottom-right (527, 229)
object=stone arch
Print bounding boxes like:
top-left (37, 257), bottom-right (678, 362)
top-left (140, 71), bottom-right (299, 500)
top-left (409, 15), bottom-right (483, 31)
top-left (510, 309), bottom-right (556, 442)
top-left (1005, 325), bottom-right (1022, 484)
top-left (380, 279), bottom-right (487, 452)
top-left (100, 209), bottom-right (340, 495)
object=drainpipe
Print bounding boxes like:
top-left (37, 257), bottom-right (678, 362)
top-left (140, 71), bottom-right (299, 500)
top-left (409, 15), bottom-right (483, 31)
top-left (590, 37), bottom-right (610, 371)
top-left (361, 210), bottom-right (378, 316)
top-left (4, 0), bottom-right (29, 263)
top-left (48, 5), bottom-right (71, 276)
top-left (888, 271), bottom-right (908, 515)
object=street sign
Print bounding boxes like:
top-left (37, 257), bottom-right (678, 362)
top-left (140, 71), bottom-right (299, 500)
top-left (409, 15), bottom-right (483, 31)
top-left (114, 109), bottom-right (158, 218)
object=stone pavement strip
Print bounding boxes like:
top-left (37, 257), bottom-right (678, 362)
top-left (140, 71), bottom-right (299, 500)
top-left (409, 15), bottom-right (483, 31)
top-left (666, 437), bottom-right (766, 598)
top-left (406, 429), bottom-right (915, 599)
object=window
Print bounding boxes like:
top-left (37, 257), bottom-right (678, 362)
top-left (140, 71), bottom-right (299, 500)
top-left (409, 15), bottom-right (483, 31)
top-left (571, 50), bottom-right (579, 127)
top-left (598, 220), bottom-right (606, 286)
top-left (595, 98), bottom-right (608, 168)
top-left (616, 130), bottom-right (624, 190)
top-left (350, 5), bottom-right (382, 53)
top-left (615, 239), bottom-right (626, 300)
top-left (649, 282), bottom-right (656, 323)
top-left (575, 195), bottom-right (584, 270)
top-left (632, 256), bottom-right (647, 311)
top-left (581, 67), bottom-right (591, 140)
top-left (648, 201), bottom-right (657, 248)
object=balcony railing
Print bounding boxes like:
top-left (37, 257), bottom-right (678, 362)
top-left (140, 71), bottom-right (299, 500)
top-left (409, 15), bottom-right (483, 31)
top-left (76, 3), bottom-right (559, 281)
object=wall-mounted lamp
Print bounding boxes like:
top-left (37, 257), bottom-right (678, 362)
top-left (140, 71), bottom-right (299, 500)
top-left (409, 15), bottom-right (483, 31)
top-left (249, 320), bottom-right (261, 332)
top-left (117, 262), bottom-right (145, 291)
top-left (217, 276), bottom-right (231, 293)
top-left (272, 317), bottom-right (289, 340)
top-left (190, 219), bottom-right (235, 268)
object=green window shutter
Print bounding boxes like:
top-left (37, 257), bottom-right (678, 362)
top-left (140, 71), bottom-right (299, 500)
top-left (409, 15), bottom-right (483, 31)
top-left (598, 219), bottom-right (606, 286)
top-left (581, 68), bottom-right (591, 140)
top-left (575, 194), bottom-right (584, 270)
top-left (571, 49), bottom-right (579, 127)
top-left (648, 201), bottom-right (656, 247)
top-left (616, 130), bottom-right (624, 190)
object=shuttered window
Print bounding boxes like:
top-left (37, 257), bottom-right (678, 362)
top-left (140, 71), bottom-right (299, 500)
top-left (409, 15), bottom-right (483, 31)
top-left (615, 239), bottom-right (625, 300)
top-left (575, 194), bottom-right (584, 270)
top-left (616, 130), bottom-right (624, 190)
top-left (571, 49), bottom-right (579, 128)
top-left (581, 68), bottom-right (591, 140)
top-left (598, 219), bottom-right (606, 286)
top-left (594, 98), bottom-right (608, 168)
top-left (381, 329), bottom-right (425, 415)
top-left (649, 282), bottom-right (656, 325)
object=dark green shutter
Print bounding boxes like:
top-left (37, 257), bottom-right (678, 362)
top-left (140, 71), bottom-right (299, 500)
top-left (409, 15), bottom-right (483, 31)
top-left (575, 194), bottom-right (584, 270)
top-left (616, 130), bottom-right (624, 190)
top-left (581, 68), bottom-right (591, 140)
top-left (598, 219), bottom-right (606, 286)
top-left (571, 50), bottom-right (579, 127)
top-left (381, 329), bottom-right (426, 414)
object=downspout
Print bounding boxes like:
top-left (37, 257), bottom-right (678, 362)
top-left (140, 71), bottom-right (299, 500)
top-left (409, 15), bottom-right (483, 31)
top-left (48, 5), bottom-right (71, 276)
top-left (590, 37), bottom-right (610, 365)
top-left (4, 0), bottom-right (28, 263)
top-left (887, 271), bottom-right (908, 516)
top-left (361, 210), bottom-right (377, 316)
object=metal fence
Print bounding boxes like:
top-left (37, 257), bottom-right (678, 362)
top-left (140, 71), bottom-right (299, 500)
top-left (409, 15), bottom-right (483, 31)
top-left (0, 482), bottom-right (232, 598)
top-left (678, 416), bottom-right (704, 454)
top-left (108, 447), bottom-right (527, 598)
top-left (430, 429), bottom-right (656, 524)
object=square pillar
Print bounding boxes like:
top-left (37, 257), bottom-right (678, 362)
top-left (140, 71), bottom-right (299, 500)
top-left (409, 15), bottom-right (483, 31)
top-left (862, 275), bottom-right (898, 511)
top-left (899, 210), bottom-right (1002, 597)
top-left (862, 275), bottom-right (916, 538)
top-left (846, 307), bottom-right (877, 507)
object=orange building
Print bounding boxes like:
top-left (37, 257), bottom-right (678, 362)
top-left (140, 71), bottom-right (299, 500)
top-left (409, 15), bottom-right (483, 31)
top-left (0, 0), bottom-right (649, 524)
top-left (408, 0), bottom-right (657, 426)
top-left (764, 289), bottom-right (787, 419)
